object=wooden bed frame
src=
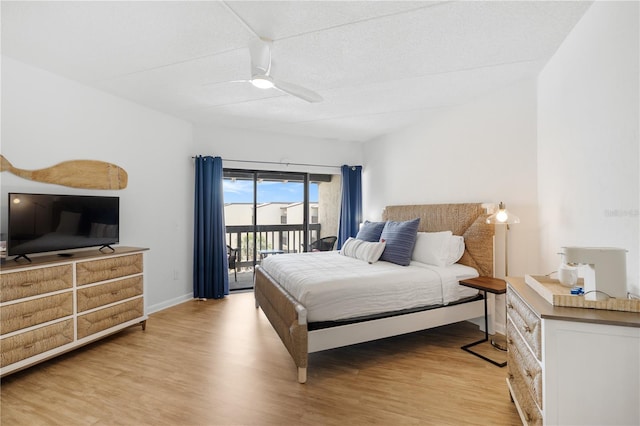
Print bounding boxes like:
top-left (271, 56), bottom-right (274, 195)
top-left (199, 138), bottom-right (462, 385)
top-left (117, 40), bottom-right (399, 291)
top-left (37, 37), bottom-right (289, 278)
top-left (254, 203), bottom-right (495, 383)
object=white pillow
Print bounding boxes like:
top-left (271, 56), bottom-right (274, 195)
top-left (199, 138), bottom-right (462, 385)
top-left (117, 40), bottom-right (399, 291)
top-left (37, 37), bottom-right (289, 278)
top-left (447, 235), bottom-right (465, 265)
top-left (340, 237), bottom-right (386, 264)
top-left (411, 231), bottom-right (452, 266)
top-left (412, 232), bottom-right (466, 267)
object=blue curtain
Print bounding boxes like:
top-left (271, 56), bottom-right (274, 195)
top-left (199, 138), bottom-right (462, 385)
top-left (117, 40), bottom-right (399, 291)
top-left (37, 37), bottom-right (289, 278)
top-left (193, 156), bottom-right (229, 299)
top-left (337, 165), bottom-right (363, 250)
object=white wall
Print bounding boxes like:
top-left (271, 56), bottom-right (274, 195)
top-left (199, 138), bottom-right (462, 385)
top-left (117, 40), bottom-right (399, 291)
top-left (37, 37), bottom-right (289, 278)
top-left (362, 79), bottom-right (539, 335)
top-left (363, 78), bottom-right (540, 278)
top-left (193, 125), bottom-right (362, 177)
top-left (1, 56), bottom-right (195, 313)
top-left (538, 1), bottom-right (639, 295)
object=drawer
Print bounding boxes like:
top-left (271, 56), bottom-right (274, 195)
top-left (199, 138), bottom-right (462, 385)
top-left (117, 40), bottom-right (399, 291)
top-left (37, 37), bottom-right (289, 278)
top-left (508, 318), bottom-right (543, 409)
top-left (76, 254), bottom-right (143, 285)
top-left (0, 319), bottom-right (74, 367)
top-left (507, 286), bottom-right (542, 360)
top-left (77, 276), bottom-right (143, 313)
top-left (1, 264), bottom-right (73, 302)
top-left (1, 292), bottom-right (73, 334)
top-left (507, 375), bottom-right (543, 426)
top-left (77, 298), bottom-right (144, 339)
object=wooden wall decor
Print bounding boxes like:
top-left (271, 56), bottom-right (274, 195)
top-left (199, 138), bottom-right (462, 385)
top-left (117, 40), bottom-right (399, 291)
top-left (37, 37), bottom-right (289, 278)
top-left (0, 155), bottom-right (128, 190)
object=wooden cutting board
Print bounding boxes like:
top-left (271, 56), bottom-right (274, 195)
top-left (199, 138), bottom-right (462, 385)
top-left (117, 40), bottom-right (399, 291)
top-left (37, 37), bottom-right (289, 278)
top-left (0, 155), bottom-right (128, 190)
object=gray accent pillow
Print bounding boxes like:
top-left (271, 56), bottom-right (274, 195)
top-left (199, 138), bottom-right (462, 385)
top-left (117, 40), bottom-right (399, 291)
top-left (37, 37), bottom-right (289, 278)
top-left (356, 220), bottom-right (386, 242)
top-left (379, 218), bottom-right (420, 266)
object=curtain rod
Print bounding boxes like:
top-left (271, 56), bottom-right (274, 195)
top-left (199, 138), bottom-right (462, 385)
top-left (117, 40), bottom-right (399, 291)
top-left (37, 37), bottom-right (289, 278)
top-left (191, 156), bottom-right (344, 169)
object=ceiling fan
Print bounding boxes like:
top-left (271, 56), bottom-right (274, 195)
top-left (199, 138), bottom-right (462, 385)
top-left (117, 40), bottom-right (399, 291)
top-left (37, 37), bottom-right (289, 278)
top-left (242, 37), bottom-right (323, 103)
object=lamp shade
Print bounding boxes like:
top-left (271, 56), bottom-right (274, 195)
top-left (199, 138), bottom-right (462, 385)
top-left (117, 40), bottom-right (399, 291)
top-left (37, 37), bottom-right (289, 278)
top-left (486, 202), bottom-right (520, 225)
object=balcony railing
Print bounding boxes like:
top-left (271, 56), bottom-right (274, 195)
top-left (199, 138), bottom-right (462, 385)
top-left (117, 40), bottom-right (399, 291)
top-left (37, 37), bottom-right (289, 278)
top-left (226, 223), bottom-right (321, 269)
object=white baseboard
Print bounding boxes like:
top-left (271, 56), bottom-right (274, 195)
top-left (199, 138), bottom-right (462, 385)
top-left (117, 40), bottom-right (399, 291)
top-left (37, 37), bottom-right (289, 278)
top-left (146, 293), bottom-right (193, 314)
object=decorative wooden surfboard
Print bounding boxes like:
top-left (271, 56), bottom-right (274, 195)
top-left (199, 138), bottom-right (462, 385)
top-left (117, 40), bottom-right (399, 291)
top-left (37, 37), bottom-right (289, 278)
top-left (0, 155), bottom-right (128, 190)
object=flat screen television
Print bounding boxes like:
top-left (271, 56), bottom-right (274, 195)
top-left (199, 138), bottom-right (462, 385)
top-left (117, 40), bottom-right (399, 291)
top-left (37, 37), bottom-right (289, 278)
top-left (7, 193), bottom-right (119, 260)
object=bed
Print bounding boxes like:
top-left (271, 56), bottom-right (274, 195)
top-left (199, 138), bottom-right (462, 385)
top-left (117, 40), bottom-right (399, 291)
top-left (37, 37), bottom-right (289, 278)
top-left (254, 203), bottom-right (495, 383)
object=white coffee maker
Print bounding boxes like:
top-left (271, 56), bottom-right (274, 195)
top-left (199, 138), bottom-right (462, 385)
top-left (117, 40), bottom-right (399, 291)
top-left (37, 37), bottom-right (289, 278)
top-left (561, 247), bottom-right (627, 301)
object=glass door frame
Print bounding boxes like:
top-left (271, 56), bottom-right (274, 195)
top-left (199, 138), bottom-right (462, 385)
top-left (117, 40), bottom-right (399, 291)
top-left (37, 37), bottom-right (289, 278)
top-left (223, 168), bottom-right (311, 271)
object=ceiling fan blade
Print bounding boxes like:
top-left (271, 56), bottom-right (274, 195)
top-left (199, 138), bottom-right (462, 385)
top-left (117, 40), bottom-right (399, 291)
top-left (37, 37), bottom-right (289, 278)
top-left (249, 37), bottom-right (272, 76)
top-left (202, 79), bottom-right (249, 87)
top-left (272, 79), bottom-right (323, 103)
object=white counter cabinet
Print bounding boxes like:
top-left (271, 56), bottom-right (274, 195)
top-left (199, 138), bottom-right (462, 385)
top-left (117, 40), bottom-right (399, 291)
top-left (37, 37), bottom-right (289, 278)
top-left (507, 277), bottom-right (640, 426)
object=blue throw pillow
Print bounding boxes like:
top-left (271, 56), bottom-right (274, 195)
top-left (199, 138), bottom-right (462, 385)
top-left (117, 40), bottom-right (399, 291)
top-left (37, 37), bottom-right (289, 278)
top-left (356, 220), bottom-right (386, 242)
top-left (380, 218), bottom-right (420, 266)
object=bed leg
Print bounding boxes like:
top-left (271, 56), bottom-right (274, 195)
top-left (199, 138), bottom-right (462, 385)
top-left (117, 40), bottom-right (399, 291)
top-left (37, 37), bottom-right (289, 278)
top-left (298, 367), bottom-right (307, 384)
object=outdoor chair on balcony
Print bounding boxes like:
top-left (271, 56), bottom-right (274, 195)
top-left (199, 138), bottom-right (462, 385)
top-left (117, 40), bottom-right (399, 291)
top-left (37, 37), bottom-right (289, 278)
top-left (227, 245), bottom-right (239, 281)
top-left (308, 236), bottom-right (337, 252)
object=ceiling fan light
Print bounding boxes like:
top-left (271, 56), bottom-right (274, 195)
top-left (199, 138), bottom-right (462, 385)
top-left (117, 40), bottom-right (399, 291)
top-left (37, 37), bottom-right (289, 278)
top-left (251, 76), bottom-right (274, 89)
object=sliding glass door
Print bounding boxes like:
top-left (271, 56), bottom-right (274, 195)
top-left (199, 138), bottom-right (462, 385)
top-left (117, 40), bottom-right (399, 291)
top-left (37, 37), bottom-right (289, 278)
top-left (255, 171), bottom-right (309, 258)
top-left (223, 170), bottom-right (255, 290)
top-left (223, 169), bottom-right (336, 291)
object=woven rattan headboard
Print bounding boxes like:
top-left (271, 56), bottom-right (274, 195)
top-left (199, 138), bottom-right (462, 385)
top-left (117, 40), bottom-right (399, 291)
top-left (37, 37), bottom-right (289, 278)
top-left (382, 203), bottom-right (494, 277)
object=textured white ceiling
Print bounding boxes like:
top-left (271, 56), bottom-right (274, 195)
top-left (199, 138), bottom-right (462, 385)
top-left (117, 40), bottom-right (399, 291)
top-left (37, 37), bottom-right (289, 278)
top-left (1, 1), bottom-right (592, 142)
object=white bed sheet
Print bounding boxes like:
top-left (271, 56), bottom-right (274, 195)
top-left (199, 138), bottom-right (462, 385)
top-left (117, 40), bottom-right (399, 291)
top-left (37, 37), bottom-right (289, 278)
top-left (260, 251), bottom-right (479, 322)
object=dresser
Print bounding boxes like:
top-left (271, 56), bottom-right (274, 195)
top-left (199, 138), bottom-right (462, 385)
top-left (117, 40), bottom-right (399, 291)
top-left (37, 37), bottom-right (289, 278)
top-left (0, 247), bottom-right (147, 377)
top-left (506, 277), bottom-right (640, 425)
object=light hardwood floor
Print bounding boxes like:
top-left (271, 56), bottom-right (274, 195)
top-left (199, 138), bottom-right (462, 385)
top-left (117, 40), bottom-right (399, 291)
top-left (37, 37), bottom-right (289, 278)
top-left (1, 292), bottom-right (520, 425)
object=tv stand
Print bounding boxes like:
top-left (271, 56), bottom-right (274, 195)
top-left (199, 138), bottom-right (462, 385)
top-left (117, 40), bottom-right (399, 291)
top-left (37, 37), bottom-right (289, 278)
top-left (12, 254), bottom-right (32, 263)
top-left (0, 246), bottom-right (148, 377)
top-left (57, 253), bottom-right (74, 258)
top-left (99, 244), bottom-right (115, 253)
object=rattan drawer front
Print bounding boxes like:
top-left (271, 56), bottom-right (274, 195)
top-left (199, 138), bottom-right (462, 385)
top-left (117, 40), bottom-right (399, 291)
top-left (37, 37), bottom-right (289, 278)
top-left (76, 254), bottom-right (142, 286)
top-left (0, 319), bottom-right (73, 367)
top-left (1, 292), bottom-right (73, 334)
top-left (77, 298), bottom-right (143, 339)
top-left (77, 276), bottom-right (143, 313)
top-left (508, 318), bottom-right (542, 409)
top-left (507, 288), bottom-right (542, 360)
top-left (507, 375), bottom-right (543, 426)
top-left (1, 265), bottom-right (73, 303)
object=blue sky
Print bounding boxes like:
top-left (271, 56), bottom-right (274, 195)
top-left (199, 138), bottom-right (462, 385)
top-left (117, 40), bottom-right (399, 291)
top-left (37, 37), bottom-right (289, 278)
top-left (223, 179), bottom-right (318, 203)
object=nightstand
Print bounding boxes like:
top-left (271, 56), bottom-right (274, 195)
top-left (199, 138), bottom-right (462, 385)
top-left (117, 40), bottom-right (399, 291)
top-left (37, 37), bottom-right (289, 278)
top-left (459, 276), bottom-right (507, 367)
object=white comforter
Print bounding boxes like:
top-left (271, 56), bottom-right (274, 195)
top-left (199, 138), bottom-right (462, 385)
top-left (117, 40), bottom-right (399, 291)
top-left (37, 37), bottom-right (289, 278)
top-left (260, 251), bottom-right (479, 322)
